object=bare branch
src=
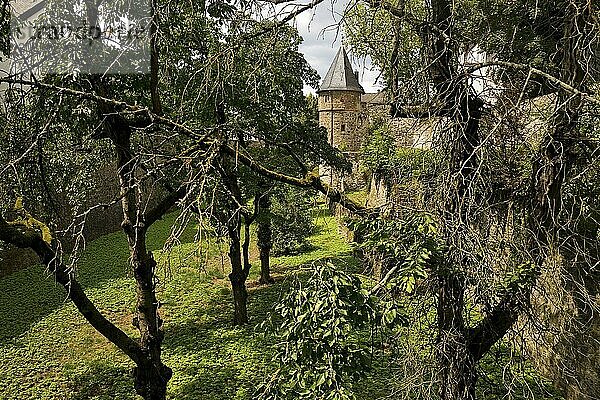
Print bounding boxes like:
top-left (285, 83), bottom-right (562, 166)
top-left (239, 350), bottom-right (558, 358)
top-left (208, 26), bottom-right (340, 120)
top-left (465, 61), bottom-right (600, 106)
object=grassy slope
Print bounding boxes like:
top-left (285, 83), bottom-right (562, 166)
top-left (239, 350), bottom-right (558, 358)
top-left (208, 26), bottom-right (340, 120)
top-left (0, 210), bottom-right (366, 400)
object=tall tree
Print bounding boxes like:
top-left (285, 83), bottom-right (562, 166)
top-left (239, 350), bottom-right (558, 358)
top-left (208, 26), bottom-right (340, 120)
top-left (180, 17), bottom-right (346, 324)
top-left (342, 0), bottom-right (600, 398)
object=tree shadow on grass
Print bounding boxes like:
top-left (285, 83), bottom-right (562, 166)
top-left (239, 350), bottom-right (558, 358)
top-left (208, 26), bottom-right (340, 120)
top-left (0, 232), bottom-right (132, 342)
top-left (167, 313), bottom-right (266, 397)
top-left (161, 278), bottom-right (291, 400)
top-left (0, 213), bottom-right (191, 342)
top-left (64, 360), bottom-right (136, 400)
top-left (164, 318), bottom-right (273, 400)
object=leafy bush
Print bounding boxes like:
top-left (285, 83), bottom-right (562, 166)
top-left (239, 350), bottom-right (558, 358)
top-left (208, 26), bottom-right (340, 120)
top-left (360, 123), bottom-right (397, 175)
top-left (257, 263), bottom-right (405, 400)
top-left (360, 123), bottom-right (437, 186)
top-left (270, 187), bottom-right (315, 255)
top-left (349, 212), bottom-right (445, 294)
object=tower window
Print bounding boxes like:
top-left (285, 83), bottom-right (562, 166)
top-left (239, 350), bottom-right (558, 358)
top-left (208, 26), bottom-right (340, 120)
top-left (341, 124), bottom-right (346, 132)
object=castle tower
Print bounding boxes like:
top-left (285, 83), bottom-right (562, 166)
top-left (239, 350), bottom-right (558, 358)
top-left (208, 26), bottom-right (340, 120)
top-left (317, 47), bottom-right (365, 190)
top-left (317, 47), bottom-right (365, 152)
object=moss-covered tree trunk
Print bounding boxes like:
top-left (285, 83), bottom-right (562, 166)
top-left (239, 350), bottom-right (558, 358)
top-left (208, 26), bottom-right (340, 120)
top-left (436, 104), bottom-right (482, 400)
top-left (425, 0), bottom-right (482, 396)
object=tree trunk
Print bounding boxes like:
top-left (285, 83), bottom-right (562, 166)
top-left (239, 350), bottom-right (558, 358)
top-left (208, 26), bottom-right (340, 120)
top-left (437, 272), bottom-right (476, 400)
top-left (130, 235), bottom-right (172, 399)
top-left (110, 116), bottom-right (171, 400)
top-left (231, 272), bottom-right (249, 325)
top-left (257, 193), bottom-right (274, 285)
top-left (426, 0), bottom-right (485, 395)
top-left (436, 89), bottom-right (483, 397)
top-left (217, 153), bottom-right (253, 326)
top-left (529, 0), bottom-right (586, 249)
top-left (228, 214), bottom-right (249, 325)
top-left (258, 226), bottom-right (273, 284)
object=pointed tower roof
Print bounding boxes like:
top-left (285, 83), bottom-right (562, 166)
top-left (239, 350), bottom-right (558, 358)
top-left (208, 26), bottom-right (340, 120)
top-left (317, 47), bottom-right (364, 94)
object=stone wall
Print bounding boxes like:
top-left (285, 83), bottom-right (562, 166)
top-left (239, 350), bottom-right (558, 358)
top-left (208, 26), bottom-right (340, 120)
top-left (525, 262), bottom-right (600, 400)
top-left (318, 90), bottom-right (364, 152)
top-left (0, 164), bottom-right (123, 277)
top-left (375, 175), bottom-right (600, 399)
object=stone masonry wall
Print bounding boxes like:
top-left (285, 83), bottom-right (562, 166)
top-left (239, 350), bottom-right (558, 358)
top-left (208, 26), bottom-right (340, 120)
top-left (318, 90), bottom-right (363, 152)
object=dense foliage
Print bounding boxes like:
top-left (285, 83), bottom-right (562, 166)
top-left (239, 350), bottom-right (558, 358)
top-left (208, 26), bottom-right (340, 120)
top-left (0, 0), bottom-right (599, 399)
top-left (270, 187), bottom-right (316, 255)
top-left (258, 263), bottom-right (401, 400)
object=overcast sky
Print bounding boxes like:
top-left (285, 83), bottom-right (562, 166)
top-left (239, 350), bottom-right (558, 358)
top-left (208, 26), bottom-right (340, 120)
top-left (281, 1), bottom-right (383, 94)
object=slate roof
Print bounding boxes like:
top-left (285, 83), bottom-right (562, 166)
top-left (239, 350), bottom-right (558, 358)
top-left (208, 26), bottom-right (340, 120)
top-left (317, 47), bottom-right (364, 94)
top-left (361, 91), bottom-right (387, 105)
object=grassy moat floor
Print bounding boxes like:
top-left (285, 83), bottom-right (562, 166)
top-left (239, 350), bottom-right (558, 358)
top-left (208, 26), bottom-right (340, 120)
top-left (0, 210), bottom-right (372, 399)
top-left (0, 209), bottom-right (561, 399)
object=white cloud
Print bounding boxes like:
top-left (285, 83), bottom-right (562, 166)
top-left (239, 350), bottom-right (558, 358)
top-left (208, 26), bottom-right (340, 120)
top-left (282, 0), bottom-right (383, 94)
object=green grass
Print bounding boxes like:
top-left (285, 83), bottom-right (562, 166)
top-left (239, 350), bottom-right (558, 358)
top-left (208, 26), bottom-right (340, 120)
top-left (0, 208), bottom-right (562, 400)
top-left (0, 209), bottom-right (360, 400)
